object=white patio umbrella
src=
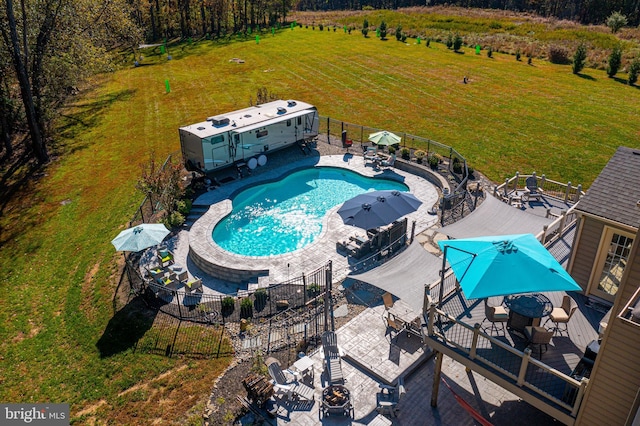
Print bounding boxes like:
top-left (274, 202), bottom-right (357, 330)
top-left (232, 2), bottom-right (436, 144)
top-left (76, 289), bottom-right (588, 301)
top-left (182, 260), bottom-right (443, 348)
top-left (368, 130), bottom-right (401, 146)
top-left (111, 223), bottom-right (170, 252)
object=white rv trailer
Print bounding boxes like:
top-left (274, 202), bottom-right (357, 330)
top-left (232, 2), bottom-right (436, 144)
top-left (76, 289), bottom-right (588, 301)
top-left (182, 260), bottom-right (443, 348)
top-left (179, 100), bottom-right (319, 173)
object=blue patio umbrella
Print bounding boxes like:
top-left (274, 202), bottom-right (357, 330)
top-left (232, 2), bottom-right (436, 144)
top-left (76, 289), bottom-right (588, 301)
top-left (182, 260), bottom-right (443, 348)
top-left (438, 233), bottom-right (581, 300)
top-left (337, 190), bottom-right (422, 229)
top-left (111, 223), bottom-right (170, 252)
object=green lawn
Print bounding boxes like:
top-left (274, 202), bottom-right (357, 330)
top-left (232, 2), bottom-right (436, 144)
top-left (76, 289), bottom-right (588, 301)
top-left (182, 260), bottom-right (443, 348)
top-left (1, 24), bottom-right (639, 422)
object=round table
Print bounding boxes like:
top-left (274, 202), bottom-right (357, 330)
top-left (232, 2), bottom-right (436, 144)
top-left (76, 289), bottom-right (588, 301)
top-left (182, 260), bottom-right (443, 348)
top-left (503, 293), bottom-right (553, 334)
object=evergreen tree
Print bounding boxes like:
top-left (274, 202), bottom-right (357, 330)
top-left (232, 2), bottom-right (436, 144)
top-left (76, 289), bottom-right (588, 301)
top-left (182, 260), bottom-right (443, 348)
top-left (453, 34), bottom-right (463, 52)
top-left (362, 19), bottom-right (369, 37)
top-left (572, 44), bottom-right (587, 74)
top-left (607, 45), bottom-right (622, 77)
top-left (395, 24), bottom-right (402, 41)
top-left (379, 21), bottom-right (387, 40)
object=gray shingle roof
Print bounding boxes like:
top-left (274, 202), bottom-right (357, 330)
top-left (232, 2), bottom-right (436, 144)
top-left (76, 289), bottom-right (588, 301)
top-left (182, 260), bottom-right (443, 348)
top-left (577, 146), bottom-right (640, 228)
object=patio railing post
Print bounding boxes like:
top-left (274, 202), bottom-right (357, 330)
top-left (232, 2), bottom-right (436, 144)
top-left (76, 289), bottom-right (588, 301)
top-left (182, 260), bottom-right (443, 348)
top-left (565, 182), bottom-right (572, 202)
top-left (541, 174), bottom-right (546, 190)
top-left (470, 324), bottom-right (481, 360)
top-left (428, 303), bottom-right (436, 336)
top-left (576, 184), bottom-right (582, 201)
top-left (504, 179), bottom-right (509, 197)
top-left (572, 378), bottom-right (589, 416)
top-left (559, 211), bottom-right (567, 233)
top-left (517, 349), bottom-right (532, 386)
top-left (514, 171), bottom-right (520, 192)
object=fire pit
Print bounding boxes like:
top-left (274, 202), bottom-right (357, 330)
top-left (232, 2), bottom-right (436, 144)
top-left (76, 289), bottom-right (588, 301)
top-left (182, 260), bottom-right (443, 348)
top-left (322, 385), bottom-right (352, 417)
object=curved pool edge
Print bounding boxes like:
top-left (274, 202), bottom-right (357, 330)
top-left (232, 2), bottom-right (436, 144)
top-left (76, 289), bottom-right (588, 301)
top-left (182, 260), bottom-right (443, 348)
top-left (188, 155), bottom-right (441, 284)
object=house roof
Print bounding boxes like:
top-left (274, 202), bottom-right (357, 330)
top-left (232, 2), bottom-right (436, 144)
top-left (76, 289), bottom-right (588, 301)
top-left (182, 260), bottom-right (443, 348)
top-left (576, 146), bottom-right (640, 229)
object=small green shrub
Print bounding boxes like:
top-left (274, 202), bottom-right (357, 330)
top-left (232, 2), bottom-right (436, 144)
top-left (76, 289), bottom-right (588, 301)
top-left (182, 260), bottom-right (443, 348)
top-left (572, 44), bottom-right (587, 74)
top-left (254, 288), bottom-right (267, 311)
top-left (607, 45), bottom-right (622, 77)
top-left (400, 148), bottom-right (410, 160)
top-left (307, 283), bottom-right (321, 296)
top-left (515, 49), bottom-right (521, 61)
top-left (453, 34), bottom-right (463, 52)
top-left (395, 25), bottom-right (402, 41)
top-left (426, 38), bottom-right (431, 47)
top-left (163, 211), bottom-right (184, 228)
top-left (379, 21), bottom-right (387, 40)
top-left (221, 296), bottom-right (235, 316)
top-left (177, 199), bottom-right (192, 215)
top-left (401, 34), bottom-right (407, 43)
top-left (445, 33), bottom-right (454, 49)
top-left (427, 155), bottom-right (439, 170)
top-left (414, 150), bottom-right (426, 164)
top-left (487, 46), bottom-right (493, 58)
top-left (388, 146), bottom-right (396, 154)
top-left (319, 23), bottom-right (324, 31)
top-left (240, 297), bottom-right (253, 318)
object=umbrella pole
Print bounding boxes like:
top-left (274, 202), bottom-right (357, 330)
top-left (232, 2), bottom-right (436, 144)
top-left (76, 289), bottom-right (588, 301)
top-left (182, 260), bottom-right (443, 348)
top-left (439, 247), bottom-right (447, 308)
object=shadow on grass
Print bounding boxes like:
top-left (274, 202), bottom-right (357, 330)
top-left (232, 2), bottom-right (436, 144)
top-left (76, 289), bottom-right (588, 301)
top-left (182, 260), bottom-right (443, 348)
top-left (96, 296), bottom-right (158, 358)
top-left (576, 73), bottom-right (596, 81)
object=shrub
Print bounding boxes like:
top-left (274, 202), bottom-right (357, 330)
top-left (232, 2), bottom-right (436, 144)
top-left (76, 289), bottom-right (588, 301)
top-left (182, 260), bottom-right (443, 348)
top-left (221, 296), bottom-right (235, 316)
top-left (453, 34), bottom-right (463, 52)
top-left (414, 150), bottom-right (426, 164)
top-left (254, 288), bottom-right (267, 311)
top-left (427, 155), bottom-right (439, 170)
top-left (401, 34), bottom-right (407, 43)
top-left (177, 198), bottom-right (192, 215)
top-left (379, 21), bottom-right (387, 40)
top-left (426, 38), bottom-right (430, 47)
top-left (362, 19), bottom-right (369, 37)
top-left (395, 25), bottom-right (402, 41)
top-left (515, 49), bottom-right (521, 61)
top-left (163, 211), bottom-right (184, 228)
top-left (319, 23), bottom-right (323, 31)
top-left (607, 45), bottom-right (622, 77)
top-left (445, 33), bottom-right (454, 49)
top-left (487, 46), bottom-right (492, 58)
top-left (452, 159), bottom-right (463, 174)
top-left (606, 11), bottom-right (627, 34)
top-left (527, 55), bottom-right (532, 65)
top-left (572, 44), bottom-right (587, 74)
top-left (388, 146), bottom-right (396, 154)
top-left (628, 58), bottom-right (640, 85)
top-left (240, 297), bottom-right (253, 318)
top-left (548, 45), bottom-right (569, 64)
top-left (400, 148), bottom-right (410, 160)
top-left (307, 283), bottom-right (321, 296)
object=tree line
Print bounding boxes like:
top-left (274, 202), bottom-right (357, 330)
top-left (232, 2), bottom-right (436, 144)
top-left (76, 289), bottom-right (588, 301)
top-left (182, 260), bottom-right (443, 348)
top-left (297, 0), bottom-right (640, 26)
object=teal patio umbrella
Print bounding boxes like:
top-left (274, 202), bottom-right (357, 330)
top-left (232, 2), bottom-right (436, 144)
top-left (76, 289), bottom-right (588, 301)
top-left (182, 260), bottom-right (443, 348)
top-left (111, 223), bottom-right (170, 252)
top-left (368, 130), bottom-right (401, 146)
top-left (437, 233), bottom-right (581, 301)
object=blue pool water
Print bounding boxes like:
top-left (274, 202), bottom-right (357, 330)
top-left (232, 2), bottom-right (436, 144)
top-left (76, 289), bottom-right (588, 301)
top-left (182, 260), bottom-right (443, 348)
top-left (212, 167), bottom-right (409, 256)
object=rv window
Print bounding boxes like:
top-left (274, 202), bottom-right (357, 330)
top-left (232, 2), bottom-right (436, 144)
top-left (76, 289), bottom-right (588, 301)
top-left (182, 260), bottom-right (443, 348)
top-left (256, 129), bottom-right (268, 138)
top-left (287, 120), bottom-right (291, 127)
top-left (210, 135), bottom-right (225, 145)
top-left (297, 117), bottom-right (302, 125)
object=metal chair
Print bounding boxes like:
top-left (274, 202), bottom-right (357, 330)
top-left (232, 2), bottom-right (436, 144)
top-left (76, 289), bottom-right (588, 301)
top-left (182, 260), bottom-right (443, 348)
top-left (482, 299), bottom-right (509, 335)
top-left (524, 326), bottom-right (554, 358)
top-left (545, 295), bottom-right (578, 335)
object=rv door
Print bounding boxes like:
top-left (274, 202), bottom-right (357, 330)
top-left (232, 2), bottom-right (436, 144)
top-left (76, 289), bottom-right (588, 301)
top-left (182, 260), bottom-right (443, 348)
top-left (230, 133), bottom-right (240, 160)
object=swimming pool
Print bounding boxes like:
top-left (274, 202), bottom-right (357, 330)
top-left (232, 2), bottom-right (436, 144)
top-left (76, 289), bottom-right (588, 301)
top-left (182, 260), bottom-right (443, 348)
top-left (212, 167), bottom-right (409, 256)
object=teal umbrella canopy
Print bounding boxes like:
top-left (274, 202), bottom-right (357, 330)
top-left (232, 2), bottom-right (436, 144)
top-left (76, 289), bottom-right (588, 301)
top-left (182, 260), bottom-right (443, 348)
top-left (368, 130), bottom-right (401, 146)
top-left (438, 233), bottom-right (581, 300)
top-left (111, 223), bottom-right (170, 252)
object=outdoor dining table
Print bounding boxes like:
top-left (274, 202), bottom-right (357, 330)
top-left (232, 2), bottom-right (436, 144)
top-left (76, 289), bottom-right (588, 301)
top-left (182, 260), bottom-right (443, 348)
top-left (503, 293), bottom-right (553, 335)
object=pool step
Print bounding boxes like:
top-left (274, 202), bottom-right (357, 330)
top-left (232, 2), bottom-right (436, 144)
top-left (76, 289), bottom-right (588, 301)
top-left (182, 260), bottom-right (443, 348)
top-left (183, 204), bottom-right (209, 228)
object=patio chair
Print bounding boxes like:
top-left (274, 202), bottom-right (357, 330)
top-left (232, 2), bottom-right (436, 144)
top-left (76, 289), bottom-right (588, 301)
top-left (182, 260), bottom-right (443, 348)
top-left (322, 331), bottom-right (345, 384)
top-left (523, 176), bottom-right (544, 202)
top-left (185, 278), bottom-right (203, 294)
top-left (376, 376), bottom-right (406, 417)
top-left (545, 295), bottom-right (578, 335)
top-left (482, 299), bottom-right (509, 335)
top-left (524, 325), bottom-right (554, 359)
top-left (382, 292), bottom-right (394, 310)
top-left (267, 362), bottom-right (315, 401)
top-left (380, 153), bottom-right (396, 168)
top-left (157, 248), bottom-right (174, 267)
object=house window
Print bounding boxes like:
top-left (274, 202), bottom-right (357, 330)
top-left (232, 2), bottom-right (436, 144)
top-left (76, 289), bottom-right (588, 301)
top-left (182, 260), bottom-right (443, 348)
top-left (593, 229), bottom-right (634, 302)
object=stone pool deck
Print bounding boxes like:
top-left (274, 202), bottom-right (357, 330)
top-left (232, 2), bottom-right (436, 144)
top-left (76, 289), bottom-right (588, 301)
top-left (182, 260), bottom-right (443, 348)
top-left (184, 154), bottom-right (440, 292)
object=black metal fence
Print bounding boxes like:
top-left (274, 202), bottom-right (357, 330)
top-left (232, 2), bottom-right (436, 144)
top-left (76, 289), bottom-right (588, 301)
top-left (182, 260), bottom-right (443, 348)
top-left (125, 257), bottom-right (332, 326)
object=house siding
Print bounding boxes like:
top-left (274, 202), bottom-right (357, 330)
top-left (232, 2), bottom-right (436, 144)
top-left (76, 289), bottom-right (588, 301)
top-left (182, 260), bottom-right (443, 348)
top-left (575, 226), bottom-right (640, 426)
top-left (570, 216), bottom-right (604, 290)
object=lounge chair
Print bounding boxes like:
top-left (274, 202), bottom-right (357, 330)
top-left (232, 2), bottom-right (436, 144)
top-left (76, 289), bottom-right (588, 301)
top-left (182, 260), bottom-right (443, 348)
top-left (523, 176), bottom-right (544, 201)
top-left (380, 153), bottom-right (396, 168)
top-left (322, 331), bottom-right (345, 384)
top-left (157, 248), bottom-right (174, 267)
top-left (267, 362), bottom-right (315, 401)
top-left (185, 278), bottom-right (203, 294)
top-left (376, 376), bottom-right (406, 417)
